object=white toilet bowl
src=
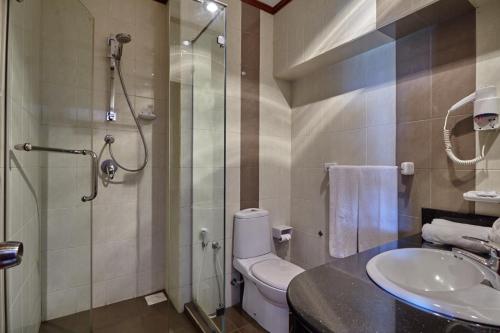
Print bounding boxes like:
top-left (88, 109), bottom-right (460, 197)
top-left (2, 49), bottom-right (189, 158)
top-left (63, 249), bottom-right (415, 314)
top-left (232, 209), bottom-right (304, 333)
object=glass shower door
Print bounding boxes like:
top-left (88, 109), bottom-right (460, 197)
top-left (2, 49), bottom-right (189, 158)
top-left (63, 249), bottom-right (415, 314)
top-left (4, 0), bottom-right (94, 332)
top-left (191, 2), bottom-right (226, 329)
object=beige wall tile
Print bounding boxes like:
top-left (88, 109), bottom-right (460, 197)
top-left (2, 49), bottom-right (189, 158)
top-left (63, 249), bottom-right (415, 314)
top-left (430, 169), bottom-right (475, 213)
top-left (398, 169), bottom-right (431, 217)
top-left (396, 120), bottom-right (432, 169)
top-left (398, 214), bottom-right (421, 238)
top-left (431, 115), bottom-right (475, 170)
top-left (366, 124), bottom-right (396, 165)
top-left (476, 0), bottom-right (500, 217)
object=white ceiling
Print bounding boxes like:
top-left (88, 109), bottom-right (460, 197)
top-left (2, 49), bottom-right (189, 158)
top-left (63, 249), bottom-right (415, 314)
top-left (257, 0), bottom-right (282, 7)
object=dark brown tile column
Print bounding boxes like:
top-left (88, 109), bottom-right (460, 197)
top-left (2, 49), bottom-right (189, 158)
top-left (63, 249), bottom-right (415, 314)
top-left (240, 3), bottom-right (260, 209)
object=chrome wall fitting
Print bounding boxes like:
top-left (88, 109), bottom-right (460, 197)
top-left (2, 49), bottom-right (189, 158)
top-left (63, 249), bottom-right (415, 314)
top-left (101, 159), bottom-right (118, 180)
top-left (104, 134), bottom-right (115, 144)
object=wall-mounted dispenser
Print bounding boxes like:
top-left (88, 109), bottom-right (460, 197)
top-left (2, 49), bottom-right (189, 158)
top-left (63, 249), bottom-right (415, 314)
top-left (272, 225), bottom-right (293, 243)
top-left (443, 86), bottom-right (500, 166)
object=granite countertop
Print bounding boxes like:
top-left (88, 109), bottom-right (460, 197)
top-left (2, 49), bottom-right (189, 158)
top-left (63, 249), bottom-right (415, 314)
top-left (287, 235), bottom-right (500, 333)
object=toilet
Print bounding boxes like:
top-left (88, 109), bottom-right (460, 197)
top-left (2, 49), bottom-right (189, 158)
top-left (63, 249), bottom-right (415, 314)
top-left (233, 208), bottom-right (304, 333)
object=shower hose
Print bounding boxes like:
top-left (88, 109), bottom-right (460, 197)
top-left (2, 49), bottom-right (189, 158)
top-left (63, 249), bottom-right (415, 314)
top-left (106, 60), bottom-right (149, 172)
top-left (196, 242), bottom-right (224, 314)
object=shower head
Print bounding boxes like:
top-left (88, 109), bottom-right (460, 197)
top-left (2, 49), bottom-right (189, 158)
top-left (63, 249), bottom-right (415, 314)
top-left (115, 33), bottom-right (131, 44)
top-left (109, 33), bottom-right (131, 61)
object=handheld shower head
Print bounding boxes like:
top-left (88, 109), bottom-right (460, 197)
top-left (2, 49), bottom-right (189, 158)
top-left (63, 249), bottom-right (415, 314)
top-left (115, 33), bottom-right (131, 44)
top-left (109, 33), bottom-right (131, 61)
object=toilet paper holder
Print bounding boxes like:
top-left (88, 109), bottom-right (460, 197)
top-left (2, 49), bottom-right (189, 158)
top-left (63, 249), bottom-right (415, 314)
top-left (272, 225), bottom-right (293, 242)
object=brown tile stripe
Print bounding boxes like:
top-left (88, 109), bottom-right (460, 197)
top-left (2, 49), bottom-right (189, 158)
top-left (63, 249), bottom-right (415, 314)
top-left (240, 3), bottom-right (260, 209)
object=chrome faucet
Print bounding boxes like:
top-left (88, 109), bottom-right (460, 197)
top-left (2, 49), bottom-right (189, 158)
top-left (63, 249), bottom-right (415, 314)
top-left (452, 236), bottom-right (500, 274)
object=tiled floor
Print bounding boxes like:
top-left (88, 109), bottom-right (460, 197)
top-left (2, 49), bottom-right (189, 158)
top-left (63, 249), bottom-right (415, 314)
top-left (39, 296), bottom-right (197, 333)
top-left (213, 306), bottom-right (267, 333)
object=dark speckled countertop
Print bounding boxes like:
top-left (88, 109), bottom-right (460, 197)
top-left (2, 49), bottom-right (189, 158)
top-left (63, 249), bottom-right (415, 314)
top-left (287, 235), bottom-right (500, 333)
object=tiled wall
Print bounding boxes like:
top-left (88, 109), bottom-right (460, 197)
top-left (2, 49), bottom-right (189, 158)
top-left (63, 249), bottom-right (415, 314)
top-left (168, 0), bottom-right (191, 312)
top-left (240, 2), bottom-right (260, 210)
top-left (5, 0), bottom-right (43, 330)
top-left (274, 0), bottom-right (478, 270)
top-left (81, 0), bottom-right (169, 311)
top-left (475, 0), bottom-right (500, 217)
top-left (396, 12), bottom-right (476, 237)
top-left (39, 0), bottom-right (93, 320)
top-left (289, 43), bottom-right (396, 269)
top-left (225, 0), bottom-right (243, 310)
top-left (225, 1), bottom-right (294, 307)
top-left (259, 12), bottom-right (292, 258)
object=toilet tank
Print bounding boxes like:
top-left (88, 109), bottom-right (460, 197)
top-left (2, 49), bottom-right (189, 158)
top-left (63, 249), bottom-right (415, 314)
top-left (233, 208), bottom-right (271, 259)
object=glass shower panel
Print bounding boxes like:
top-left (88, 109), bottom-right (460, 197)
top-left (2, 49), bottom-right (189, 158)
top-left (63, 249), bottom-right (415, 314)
top-left (191, 4), bottom-right (226, 326)
top-left (5, 0), bottom-right (94, 332)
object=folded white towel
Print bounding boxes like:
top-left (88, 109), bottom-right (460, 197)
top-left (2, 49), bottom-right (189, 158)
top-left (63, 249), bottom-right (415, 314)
top-left (477, 191), bottom-right (499, 197)
top-left (422, 223), bottom-right (489, 253)
top-left (432, 218), bottom-right (492, 236)
top-left (329, 166), bottom-right (359, 258)
top-left (489, 218), bottom-right (500, 244)
top-left (358, 166), bottom-right (398, 252)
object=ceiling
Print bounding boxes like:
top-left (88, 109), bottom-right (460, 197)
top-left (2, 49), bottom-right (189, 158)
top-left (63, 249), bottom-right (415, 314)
top-left (242, 0), bottom-right (293, 14)
top-left (257, 0), bottom-right (282, 6)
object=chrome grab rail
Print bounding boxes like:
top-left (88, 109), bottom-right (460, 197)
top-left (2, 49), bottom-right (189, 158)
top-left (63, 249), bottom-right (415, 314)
top-left (14, 143), bottom-right (98, 202)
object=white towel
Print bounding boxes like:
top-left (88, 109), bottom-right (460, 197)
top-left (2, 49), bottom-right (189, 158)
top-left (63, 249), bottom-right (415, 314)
top-left (432, 218), bottom-right (492, 236)
top-left (488, 218), bottom-right (500, 243)
top-left (329, 166), bottom-right (359, 258)
top-left (358, 166), bottom-right (398, 252)
top-left (422, 223), bottom-right (489, 253)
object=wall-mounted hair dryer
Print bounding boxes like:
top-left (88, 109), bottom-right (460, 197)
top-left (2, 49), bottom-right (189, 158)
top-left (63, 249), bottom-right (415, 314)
top-left (443, 86), bottom-right (500, 166)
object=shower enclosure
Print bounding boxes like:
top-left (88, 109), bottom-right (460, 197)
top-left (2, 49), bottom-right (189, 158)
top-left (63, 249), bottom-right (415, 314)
top-left (191, 5), bottom-right (226, 318)
top-left (168, 0), bottom-right (227, 330)
top-left (1, 0), bottom-right (226, 331)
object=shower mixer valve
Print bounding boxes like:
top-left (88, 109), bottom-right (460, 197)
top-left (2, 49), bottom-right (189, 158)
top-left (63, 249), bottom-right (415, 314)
top-left (101, 159), bottom-right (118, 180)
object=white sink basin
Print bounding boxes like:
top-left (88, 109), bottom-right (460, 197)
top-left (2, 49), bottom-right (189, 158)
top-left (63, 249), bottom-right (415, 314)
top-left (367, 248), bottom-right (500, 326)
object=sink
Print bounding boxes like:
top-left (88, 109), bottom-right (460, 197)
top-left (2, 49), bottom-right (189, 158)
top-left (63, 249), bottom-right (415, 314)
top-left (366, 248), bottom-right (500, 326)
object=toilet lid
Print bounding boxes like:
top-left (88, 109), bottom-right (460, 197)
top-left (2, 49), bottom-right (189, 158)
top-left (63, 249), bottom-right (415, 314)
top-left (251, 259), bottom-right (304, 291)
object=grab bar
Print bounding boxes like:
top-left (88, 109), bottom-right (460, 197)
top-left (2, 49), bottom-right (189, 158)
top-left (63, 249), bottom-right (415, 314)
top-left (15, 143), bottom-right (98, 202)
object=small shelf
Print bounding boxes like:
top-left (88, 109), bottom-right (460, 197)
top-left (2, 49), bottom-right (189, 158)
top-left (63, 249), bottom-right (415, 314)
top-left (463, 191), bottom-right (500, 204)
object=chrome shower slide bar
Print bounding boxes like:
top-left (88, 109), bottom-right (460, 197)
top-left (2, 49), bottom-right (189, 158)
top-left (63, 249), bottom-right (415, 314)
top-left (14, 143), bottom-right (98, 202)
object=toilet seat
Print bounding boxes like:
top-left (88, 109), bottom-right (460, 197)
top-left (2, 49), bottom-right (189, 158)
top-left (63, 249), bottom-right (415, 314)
top-left (251, 259), bottom-right (304, 291)
top-left (234, 254), bottom-right (304, 306)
